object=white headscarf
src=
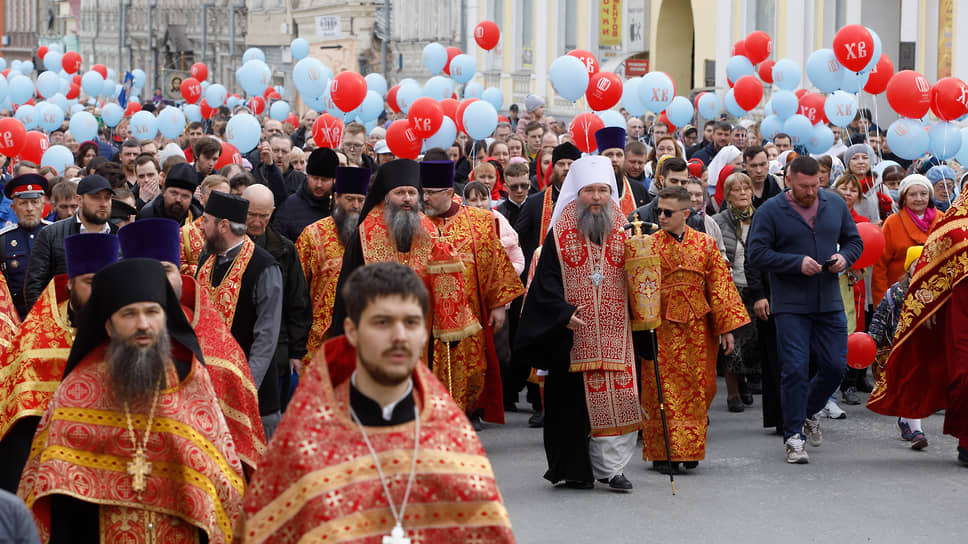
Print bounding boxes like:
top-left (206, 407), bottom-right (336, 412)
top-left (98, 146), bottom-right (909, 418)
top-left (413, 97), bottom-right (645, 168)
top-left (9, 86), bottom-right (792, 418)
top-left (548, 155), bottom-right (619, 232)
top-left (706, 145), bottom-right (742, 196)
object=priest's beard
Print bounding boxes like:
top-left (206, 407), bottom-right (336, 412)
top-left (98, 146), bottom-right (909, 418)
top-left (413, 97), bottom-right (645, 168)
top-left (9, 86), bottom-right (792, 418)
top-left (384, 200), bottom-right (425, 253)
top-left (106, 323), bottom-right (171, 406)
top-left (576, 201), bottom-right (613, 246)
top-left (332, 205), bottom-right (360, 247)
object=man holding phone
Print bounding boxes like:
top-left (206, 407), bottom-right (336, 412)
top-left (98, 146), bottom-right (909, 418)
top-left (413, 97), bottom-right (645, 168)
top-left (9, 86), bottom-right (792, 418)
top-left (747, 156), bottom-right (863, 465)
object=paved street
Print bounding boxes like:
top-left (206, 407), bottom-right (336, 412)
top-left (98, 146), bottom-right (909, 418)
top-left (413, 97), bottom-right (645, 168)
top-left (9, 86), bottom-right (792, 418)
top-left (480, 380), bottom-right (966, 543)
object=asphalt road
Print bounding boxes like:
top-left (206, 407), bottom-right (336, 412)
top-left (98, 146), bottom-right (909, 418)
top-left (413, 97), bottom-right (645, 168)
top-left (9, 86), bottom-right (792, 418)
top-left (479, 381), bottom-right (966, 544)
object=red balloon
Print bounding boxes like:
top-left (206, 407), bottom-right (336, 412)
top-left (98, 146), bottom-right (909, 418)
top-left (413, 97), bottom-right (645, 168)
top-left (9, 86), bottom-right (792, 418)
top-left (124, 102), bottom-right (141, 116)
top-left (180, 77), bottom-right (202, 104)
top-left (439, 98), bottom-right (459, 122)
top-left (794, 89), bottom-right (808, 99)
top-left (214, 142), bottom-right (241, 170)
top-left (0, 118), bottom-right (27, 158)
top-left (758, 59), bottom-right (776, 84)
top-left (567, 49), bottom-right (600, 78)
top-left (312, 113), bottom-right (344, 149)
top-left (455, 98), bottom-right (479, 134)
top-left (266, 91), bottom-right (281, 101)
top-left (586, 71), bottom-right (622, 111)
top-left (386, 86), bottom-right (401, 113)
top-left (408, 97), bottom-right (443, 138)
top-left (386, 119), bottom-right (422, 160)
top-left (284, 112), bottom-right (300, 128)
top-left (569, 112), bottom-right (604, 154)
top-left (19, 131), bottom-right (49, 165)
top-left (66, 84), bottom-right (80, 100)
top-left (191, 63), bottom-right (209, 82)
top-left (745, 31), bottom-right (773, 64)
top-left (852, 222), bottom-right (886, 270)
top-left (863, 54), bottom-right (894, 95)
top-left (833, 24), bottom-right (875, 73)
top-left (72, 74), bottom-right (82, 86)
top-left (930, 77), bottom-right (968, 122)
top-left (733, 75), bottom-right (764, 111)
top-left (732, 40), bottom-right (747, 59)
top-left (91, 64), bottom-right (108, 78)
top-left (657, 111), bottom-right (676, 131)
top-left (798, 92), bottom-right (828, 125)
top-left (474, 21), bottom-right (501, 51)
top-left (248, 96), bottom-right (266, 115)
top-left (846, 333), bottom-right (877, 369)
top-left (37, 46), bottom-right (49, 60)
top-left (2, 70), bottom-right (10, 79)
top-left (61, 51), bottom-right (82, 74)
top-left (886, 70), bottom-right (931, 119)
top-left (443, 47), bottom-right (462, 75)
top-left (331, 71), bottom-right (367, 113)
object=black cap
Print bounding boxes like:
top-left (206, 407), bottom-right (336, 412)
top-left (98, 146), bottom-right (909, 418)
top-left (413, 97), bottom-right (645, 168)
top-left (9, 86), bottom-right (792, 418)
top-left (204, 190), bottom-right (249, 224)
top-left (419, 161), bottom-right (454, 189)
top-left (551, 142), bottom-right (582, 165)
top-left (164, 163), bottom-right (200, 193)
top-left (306, 147), bottom-right (339, 178)
top-left (76, 175), bottom-right (114, 196)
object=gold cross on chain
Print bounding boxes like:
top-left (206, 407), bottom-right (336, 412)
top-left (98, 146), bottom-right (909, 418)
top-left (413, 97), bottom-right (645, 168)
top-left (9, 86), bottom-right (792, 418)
top-left (127, 450), bottom-right (152, 494)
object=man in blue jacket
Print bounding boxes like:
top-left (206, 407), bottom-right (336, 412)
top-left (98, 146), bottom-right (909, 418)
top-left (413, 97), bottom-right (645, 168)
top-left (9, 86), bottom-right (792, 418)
top-left (747, 156), bottom-right (863, 465)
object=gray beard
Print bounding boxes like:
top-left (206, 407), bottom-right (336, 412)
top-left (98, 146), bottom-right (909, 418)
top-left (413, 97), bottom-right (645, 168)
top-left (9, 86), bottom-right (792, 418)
top-left (332, 205), bottom-right (360, 246)
top-left (384, 200), bottom-right (425, 253)
top-left (576, 200), bottom-right (613, 246)
top-left (106, 325), bottom-right (171, 406)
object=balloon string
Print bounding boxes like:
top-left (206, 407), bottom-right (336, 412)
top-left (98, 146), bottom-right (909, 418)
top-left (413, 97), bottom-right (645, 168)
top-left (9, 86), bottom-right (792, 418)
top-left (869, 91), bottom-right (883, 163)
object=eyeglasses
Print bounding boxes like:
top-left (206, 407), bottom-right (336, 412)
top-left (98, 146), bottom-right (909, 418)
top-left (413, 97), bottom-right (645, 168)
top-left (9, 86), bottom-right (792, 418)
top-left (656, 207), bottom-right (689, 217)
top-left (342, 143), bottom-right (364, 150)
top-left (507, 183), bottom-right (530, 191)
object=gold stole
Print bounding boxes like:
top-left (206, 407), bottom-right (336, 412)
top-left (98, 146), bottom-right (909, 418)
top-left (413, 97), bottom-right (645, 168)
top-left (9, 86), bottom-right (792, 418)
top-left (195, 237), bottom-right (255, 328)
top-left (538, 187), bottom-right (555, 244)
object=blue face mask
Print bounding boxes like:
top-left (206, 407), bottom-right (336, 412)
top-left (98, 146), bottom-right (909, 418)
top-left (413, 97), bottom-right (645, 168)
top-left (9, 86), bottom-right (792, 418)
top-left (889, 189), bottom-right (899, 201)
top-left (935, 199), bottom-right (950, 213)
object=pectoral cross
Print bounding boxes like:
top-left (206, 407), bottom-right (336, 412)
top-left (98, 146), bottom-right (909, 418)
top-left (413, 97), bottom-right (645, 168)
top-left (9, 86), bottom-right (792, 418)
top-left (382, 525), bottom-right (411, 544)
top-left (127, 449), bottom-right (152, 494)
top-left (589, 268), bottom-right (604, 287)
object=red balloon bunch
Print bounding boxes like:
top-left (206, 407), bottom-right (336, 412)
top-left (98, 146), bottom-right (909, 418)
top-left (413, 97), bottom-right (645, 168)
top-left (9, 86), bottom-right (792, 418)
top-left (386, 119), bottom-right (422, 160)
top-left (0, 118), bottom-right (27, 158)
top-left (408, 97), bottom-right (443, 138)
top-left (863, 54), bottom-right (894, 95)
top-left (313, 113), bottom-right (344, 149)
top-left (833, 24), bottom-right (875, 72)
top-left (180, 77), bottom-right (202, 104)
top-left (586, 72), bottom-right (622, 111)
top-left (20, 132), bottom-right (49, 165)
top-left (474, 21), bottom-right (500, 51)
top-left (930, 77), bottom-right (968, 121)
top-left (886, 70), bottom-right (931, 119)
top-left (191, 63), bottom-right (209, 82)
top-left (744, 31), bottom-right (772, 64)
top-left (846, 333), bottom-right (877, 369)
top-left (852, 222), bottom-right (886, 270)
top-left (569, 113), bottom-right (604, 154)
top-left (62, 51), bottom-right (82, 74)
top-left (733, 76), bottom-right (764, 111)
top-left (798, 93), bottom-right (828, 125)
top-left (331, 72), bottom-right (367, 113)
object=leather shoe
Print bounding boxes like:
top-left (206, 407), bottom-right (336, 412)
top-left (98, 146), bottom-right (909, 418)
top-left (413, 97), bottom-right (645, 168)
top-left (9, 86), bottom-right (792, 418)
top-left (682, 461), bottom-right (699, 470)
top-left (727, 396), bottom-right (745, 412)
top-left (560, 480), bottom-right (594, 489)
top-left (652, 461), bottom-right (679, 475)
top-left (528, 411), bottom-right (544, 428)
top-left (738, 381), bottom-right (754, 406)
top-left (958, 446), bottom-right (968, 467)
top-left (597, 474), bottom-right (633, 491)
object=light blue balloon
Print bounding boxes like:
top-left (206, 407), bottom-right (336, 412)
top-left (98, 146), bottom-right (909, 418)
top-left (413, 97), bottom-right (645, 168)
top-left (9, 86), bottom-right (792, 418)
top-left (49, 93), bottom-right (68, 113)
top-left (806, 123), bottom-right (834, 154)
top-left (226, 113), bottom-right (261, 153)
top-left (10, 60), bottom-right (20, 70)
top-left (274, 85), bottom-right (285, 98)
top-left (359, 90), bottom-right (384, 122)
top-left (838, 69), bottom-right (869, 93)
top-left (80, 71), bottom-right (104, 97)
top-left (9, 77), bottom-right (34, 105)
top-left (226, 95), bottom-right (243, 110)
top-left (423, 76), bottom-right (454, 101)
top-left (481, 87), bottom-right (503, 111)
top-left (269, 100), bottom-right (291, 122)
top-left (200, 80), bottom-right (210, 94)
top-left (129, 110), bottom-right (158, 140)
top-left (70, 104), bottom-right (85, 115)
top-left (771, 59), bottom-right (801, 91)
top-left (43, 51), bottom-right (63, 73)
top-left (69, 111), bottom-right (98, 141)
top-left (132, 69), bottom-right (146, 89)
top-left (862, 28), bottom-right (882, 73)
top-left (183, 104), bottom-right (202, 123)
top-left (449, 54), bottom-right (476, 85)
top-left (928, 121), bottom-right (962, 160)
top-left (726, 55), bottom-right (755, 83)
top-left (423, 115), bottom-right (457, 150)
top-left (290, 38), bottom-right (310, 61)
top-left (955, 127), bottom-right (968, 165)
top-left (885, 118), bottom-right (928, 160)
top-left (549, 55), bottom-right (588, 102)
top-left (396, 81), bottom-right (421, 114)
top-left (293, 58), bottom-right (330, 100)
top-left (621, 78), bottom-right (647, 117)
top-left (15, 104), bottom-right (37, 130)
top-left (47, 44), bottom-right (61, 54)
top-left (305, 92), bottom-right (328, 113)
top-left (696, 92), bottom-right (720, 119)
top-left (462, 100), bottom-right (497, 140)
top-left (365, 73), bottom-right (388, 97)
top-left (806, 49), bottom-right (842, 93)
top-left (399, 78), bottom-right (418, 88)
top-left (760, 115), bottom-right (784, 140)
top-left (782, 114), bottom-right (813, 146)
top-left (107, 69), bottom-right (116, 82)
top-left (665, 96), bottom-right (693, 127)
top-left (422, 43), bottom-right (448, 74)
top-left (724, 89), bottom-right (747, 118)
top-left (771, 90), bottom-right (799, 120)
top-left (238, 59), bottom-right (271, 96)
top-left (58, 79), bottom-right (70, 96)
top-left (638, 71), bottom-right (675, 113)
top-left (101, 103), bottom-right (124, 127)
top-left (596, 109), bottom-right (626, 129)
top-left (36, 71), bottom-right (60, 99)
top-left (205, 83), bottom-right (228, 107)
top-left (243, 48), bottom-right (266, 64)
top-left (157, 106), bottom-right (187, 139)
top-left (19, 61), bottom-right (34, 75)
top-left (824, 91), bottom-right (857, 128)
top-left (0, 58), bottom-right (6, 71)
top-left (37, 102), bottom-right (64, 132)
top-left (463, 82), bottom-right (483, 99)
top-left (101, 79), bottom-right (116, 98)
top-left (41, 145), bottom-right (74, 175)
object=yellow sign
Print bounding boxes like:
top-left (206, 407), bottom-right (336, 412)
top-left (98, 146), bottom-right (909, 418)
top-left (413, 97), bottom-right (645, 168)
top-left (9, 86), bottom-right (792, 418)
top-left (600, 0), bottom-right (622, 46)
top-left (938, 0), bottom-right (953, 78)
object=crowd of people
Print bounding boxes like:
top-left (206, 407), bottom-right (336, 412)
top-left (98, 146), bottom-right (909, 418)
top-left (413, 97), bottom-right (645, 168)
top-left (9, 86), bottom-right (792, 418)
top-left (0, 87), bottom-right (966, 541)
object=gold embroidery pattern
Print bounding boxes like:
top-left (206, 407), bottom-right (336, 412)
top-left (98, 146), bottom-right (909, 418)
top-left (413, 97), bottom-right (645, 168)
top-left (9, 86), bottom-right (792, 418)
top-left (195, 236), bottom-right (256, 329)
top-left (296, 216), bottom-right (346, 357)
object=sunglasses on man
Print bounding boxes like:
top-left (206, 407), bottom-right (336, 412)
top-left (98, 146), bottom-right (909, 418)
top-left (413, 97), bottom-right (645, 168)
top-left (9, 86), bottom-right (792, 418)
top-left (655, 207), bottom-right (689, 218)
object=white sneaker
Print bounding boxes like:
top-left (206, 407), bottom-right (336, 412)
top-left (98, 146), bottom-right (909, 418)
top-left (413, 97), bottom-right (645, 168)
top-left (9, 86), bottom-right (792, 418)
top-left (785, 436), bottom-right (809, 464)
top-left (822, 399), bottom-right (846, 420)
top-left (803, 415), bottom-right (823, 447)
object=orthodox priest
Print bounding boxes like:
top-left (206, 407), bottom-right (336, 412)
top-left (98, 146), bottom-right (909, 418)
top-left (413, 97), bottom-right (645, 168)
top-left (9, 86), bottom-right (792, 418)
top-left (421, 160), bottom-right (525, 425)
top-left (17, 259), bottom-right (245, 543)
top-left (242, 263), bottom-right (515, 543)
top-left (515, 155), bottom-right (643, 491)
top-left (0, 233), bottom-right (119, 492)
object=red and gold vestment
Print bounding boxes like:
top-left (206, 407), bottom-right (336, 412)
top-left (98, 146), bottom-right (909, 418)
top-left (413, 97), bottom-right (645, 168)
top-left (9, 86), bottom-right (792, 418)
top-left (295, 216), bottom-right (345, 358)
top-left (181, 216), bottom-right (205, 276)
top-left (0, 273), bottom-right (20, 357)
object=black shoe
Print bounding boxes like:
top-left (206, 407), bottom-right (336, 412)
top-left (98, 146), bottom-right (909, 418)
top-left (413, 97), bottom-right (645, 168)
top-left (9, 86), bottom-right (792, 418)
top-left (528, 411), bottom-right (544, 428)
top-left (652, 461), bottom-right (680, 475)
top-left (841, 386), bottom-right (861, 405)
top-left (682, 461), bottom-right (699, 470)
top-left (598, 474), bottom-right (633, 491)
top-left (727, 396), bottom-right (745, 412)
top-left (958, 446), bottom-right (968, 467)
top-left (560, 480), bottom-right (594, 489)
top-left (738, 381), bottom-right (754, 405)
top-left (469, 414), bottom-right (484, 431)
